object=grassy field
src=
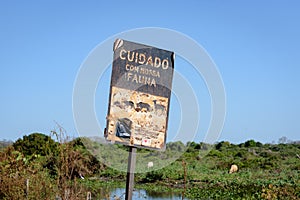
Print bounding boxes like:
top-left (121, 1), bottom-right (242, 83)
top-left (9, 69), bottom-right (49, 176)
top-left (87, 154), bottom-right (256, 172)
top-left (1, 133), bottom-right (300, 199)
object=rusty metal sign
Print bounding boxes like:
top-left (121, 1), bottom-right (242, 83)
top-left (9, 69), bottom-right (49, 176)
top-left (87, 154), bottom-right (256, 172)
top-left (105, 39), bottom-right (174, 150)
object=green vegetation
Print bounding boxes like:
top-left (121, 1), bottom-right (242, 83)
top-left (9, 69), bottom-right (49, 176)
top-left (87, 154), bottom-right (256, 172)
top-left (1, 131), bottom-right (300, 199)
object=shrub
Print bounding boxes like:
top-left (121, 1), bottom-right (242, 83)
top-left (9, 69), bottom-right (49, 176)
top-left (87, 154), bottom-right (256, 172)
top-left (245, 139), bottom-right (257, 147)
top-left (208, 149), bottom-right (224, 157)
top-left (0, 146), bottom-right (55, 200)
top-left (216, 141), bottom-right (231, 150)
top-left (142, 170), bottom-right (165, 183)
top-left (13, 133), bottom-right (58, 157)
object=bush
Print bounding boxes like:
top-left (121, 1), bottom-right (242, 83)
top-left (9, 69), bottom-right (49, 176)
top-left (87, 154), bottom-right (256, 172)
top-left (13, 133), bottom-right (58, 157)
top-left (142, 170), bottom-right (165, 183)
top-left (0, 146), bottom-right (55, 200)
top-left (245, 139), bottom-right (257, 147)
top-left (208, 149), bottom-right (224, 157)
top-left (216, 141), bottom-right (231, 150)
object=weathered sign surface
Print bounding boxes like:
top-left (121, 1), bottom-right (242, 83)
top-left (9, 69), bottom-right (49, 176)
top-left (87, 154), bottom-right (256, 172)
top-left (105, 39), bottom-right (174, 150)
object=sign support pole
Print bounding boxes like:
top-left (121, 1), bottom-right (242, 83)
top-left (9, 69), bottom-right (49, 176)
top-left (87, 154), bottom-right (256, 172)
top-left (125, 146), bottom-right (137, 200)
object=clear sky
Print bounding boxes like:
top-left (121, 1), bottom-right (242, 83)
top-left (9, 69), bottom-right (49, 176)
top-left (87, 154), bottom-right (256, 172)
top-left (0, 1), bottom-right (299, 144)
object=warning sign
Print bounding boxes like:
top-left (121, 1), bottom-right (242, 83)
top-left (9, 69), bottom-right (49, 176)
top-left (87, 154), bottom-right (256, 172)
top-left (105, 39), bottom-right (174, 150)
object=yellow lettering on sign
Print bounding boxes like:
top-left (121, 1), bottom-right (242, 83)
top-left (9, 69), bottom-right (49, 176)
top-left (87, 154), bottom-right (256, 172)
top-left (119, 48), bottom-right (170, 70)
top-left (126, 64), bottom-right (139, 73)
top-left (120, 49), bottom-right (126, 60)
top-left (146, 56), bottom-right (153, 66)
top-left (139, 53), bottom-right (146, 64)
top-left (162, 58), bottom-right (169, 69)
top-left (127, 51), bottom-right (135, 62)
top-left (125, 72), bottom-right (157, 87)
top-left (154, 57), bottom-right (161, 68)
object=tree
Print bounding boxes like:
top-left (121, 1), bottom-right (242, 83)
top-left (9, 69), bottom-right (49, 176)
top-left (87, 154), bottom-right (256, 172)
top-left (186, 141), bottom-right (201, 152)
top-left (167, 141), bottom-right (185, 152)
top-left (13, 133), bottom-right (57, 157)
top-left (216, 141), bottom-right (231, 150)
top-left (278, 136), bottom-right (290, 144)
top-left (245, 139), bottom-right (256, 147)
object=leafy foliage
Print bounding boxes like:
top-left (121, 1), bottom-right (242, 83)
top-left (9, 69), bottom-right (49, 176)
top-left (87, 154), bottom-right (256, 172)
top-left (1, 133), bottom-right (300, 199)
top-left (0, 130), bottom-right (104, 200)
top-left (0, 146), bottom-right (55, 200)
top-left (13, 132), bottom-right (57, 157)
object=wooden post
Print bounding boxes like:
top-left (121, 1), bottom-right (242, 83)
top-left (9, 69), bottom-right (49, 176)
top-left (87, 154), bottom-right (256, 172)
top-left (182, 160), bottom-right (187, 200)
top-left (25, 179), bottom-right (29, 199)
top-left (125, 146), bottom-right (137, 200)
top-left (86, 191), bottom-right (91, 200)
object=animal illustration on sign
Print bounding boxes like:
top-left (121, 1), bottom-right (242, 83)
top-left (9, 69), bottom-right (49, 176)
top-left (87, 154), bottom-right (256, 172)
top-left (153, 100), bottom-right (166, 115)
top-left (136, 102), bottom-right (151, 112)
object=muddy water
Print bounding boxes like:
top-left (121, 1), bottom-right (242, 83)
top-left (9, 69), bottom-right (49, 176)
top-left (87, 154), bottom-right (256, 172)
top-left (96, 187), bottom-right (189, 200)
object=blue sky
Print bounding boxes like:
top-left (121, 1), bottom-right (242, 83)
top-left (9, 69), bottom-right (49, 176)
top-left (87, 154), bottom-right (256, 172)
top-left (0, 1), bottom-right (299, 144)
